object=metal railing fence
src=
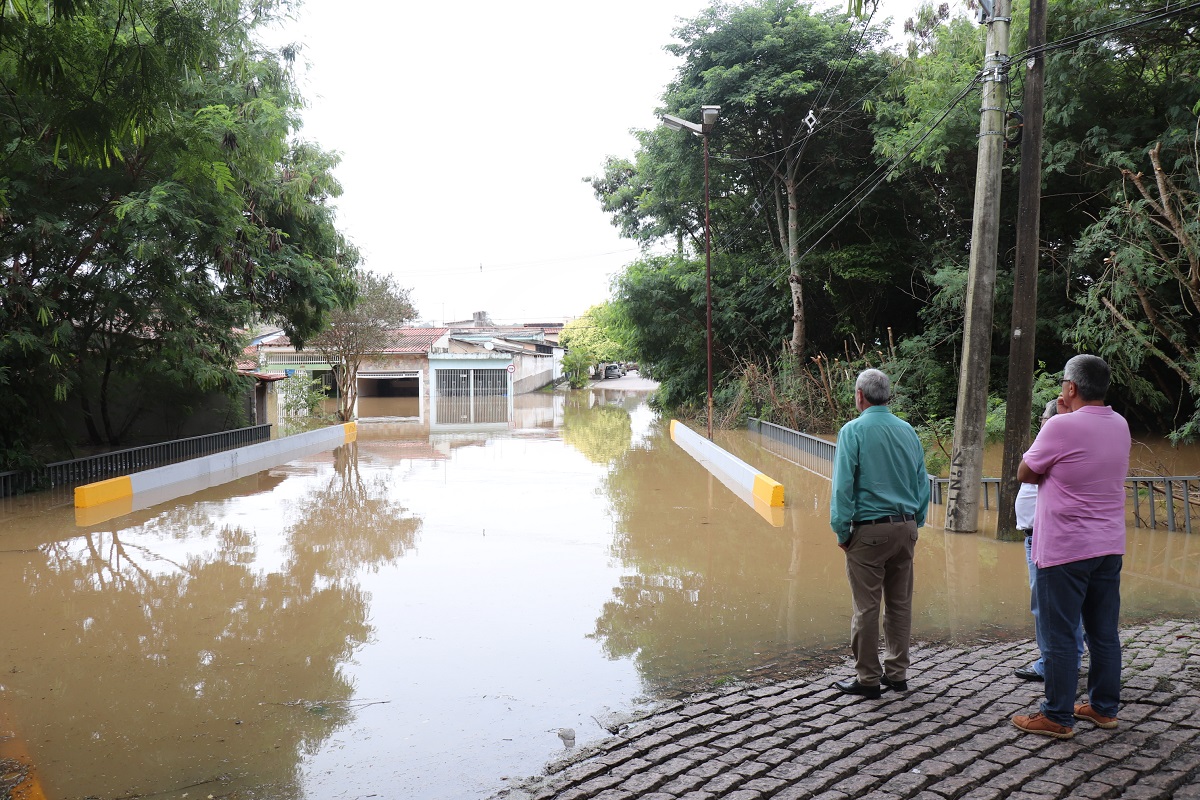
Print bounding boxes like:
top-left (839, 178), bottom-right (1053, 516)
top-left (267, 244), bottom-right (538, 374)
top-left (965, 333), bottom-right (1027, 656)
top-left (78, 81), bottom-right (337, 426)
top-left (747, 418), bottom-right (836, 468)
top-left (748, 418), bottom-right (1198, 534)
top-left (928, 477), bottom-right (1002, 508)
top-left (0, 424), bottom-right (272, 498)
top-left (1127, 476), bottom-right (1198, 533)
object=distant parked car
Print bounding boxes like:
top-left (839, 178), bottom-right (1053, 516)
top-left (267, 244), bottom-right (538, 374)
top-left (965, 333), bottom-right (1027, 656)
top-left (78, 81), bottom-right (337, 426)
top-left (604, 363), bottom-right (623, 379)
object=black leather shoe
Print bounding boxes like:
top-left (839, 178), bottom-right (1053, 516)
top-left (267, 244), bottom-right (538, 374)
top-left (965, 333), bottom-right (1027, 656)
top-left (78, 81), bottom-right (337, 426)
top-left (881, 676), bottom-right (908, 692)
top-left (833, 678), bottom-right (882, 699)
top-left (1014, 667), bottom-right (1044, 682)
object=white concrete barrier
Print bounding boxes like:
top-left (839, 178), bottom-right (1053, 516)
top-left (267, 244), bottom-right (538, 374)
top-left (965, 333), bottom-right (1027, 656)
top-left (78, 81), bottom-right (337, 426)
top-left (670, 420), bottom-right (784, 524)
top-left (74, 423), bottom-right (357, 524)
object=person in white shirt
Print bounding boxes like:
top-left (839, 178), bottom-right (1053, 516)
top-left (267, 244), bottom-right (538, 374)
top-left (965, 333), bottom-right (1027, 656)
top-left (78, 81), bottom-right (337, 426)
top-left (1013, 397), bottom-right (1086, 682)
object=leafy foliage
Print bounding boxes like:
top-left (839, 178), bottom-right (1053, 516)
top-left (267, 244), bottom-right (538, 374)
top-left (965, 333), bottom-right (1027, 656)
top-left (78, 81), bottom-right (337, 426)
top-left (594, 0), bottom-right (1200, 439)
top-left (0, 0), bottom-right (358, 465)
top-left (307, 271), bottom-right (418, 422)
top-left (278, 368), bottom-right (332, 435)
top-left (560, 303), bottom-right (627, 367)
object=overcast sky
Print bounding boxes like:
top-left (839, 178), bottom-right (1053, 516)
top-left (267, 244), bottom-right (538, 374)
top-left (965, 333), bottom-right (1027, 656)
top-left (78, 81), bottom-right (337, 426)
top-left (270, 0), bottom-right (922, 325)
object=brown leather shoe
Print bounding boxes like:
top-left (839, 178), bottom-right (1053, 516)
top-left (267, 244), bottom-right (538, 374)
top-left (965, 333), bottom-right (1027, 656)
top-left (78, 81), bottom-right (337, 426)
top-left (1074, 703), bottom-right (1118, 729)
top-left (1012, 712), bottom-right (1074, 739)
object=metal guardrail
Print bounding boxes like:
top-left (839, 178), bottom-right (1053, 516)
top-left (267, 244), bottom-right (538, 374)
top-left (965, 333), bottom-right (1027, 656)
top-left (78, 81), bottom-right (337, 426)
top-left (0, 424), bottom-right (273, 498)
top-left (929, 477), bottom-right (1002, 509)
top-left (748, 418), bottom-right (1198, 534)
top-left (1128, 476), bottom-right (1198, 533)
top-left (748, 418), bottom-right (836, 463)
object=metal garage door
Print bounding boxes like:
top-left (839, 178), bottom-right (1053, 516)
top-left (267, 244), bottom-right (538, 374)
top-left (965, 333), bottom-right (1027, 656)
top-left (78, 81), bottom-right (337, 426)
top-left (435, 368), bottom-right (509, 424)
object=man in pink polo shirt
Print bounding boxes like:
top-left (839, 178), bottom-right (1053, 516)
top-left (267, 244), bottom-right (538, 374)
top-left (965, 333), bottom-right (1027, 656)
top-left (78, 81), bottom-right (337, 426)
top-left (1011, 354), bottom-right (1130, 739)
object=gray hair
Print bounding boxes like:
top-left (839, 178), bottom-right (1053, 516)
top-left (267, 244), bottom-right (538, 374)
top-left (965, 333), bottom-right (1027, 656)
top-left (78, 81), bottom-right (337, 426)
top-left (1041, 398), bottom-right (1058, 420)
top-left (856, 369), bottom-right (891, 405)
top-left (1063, 354), bottom-right (1111, 401)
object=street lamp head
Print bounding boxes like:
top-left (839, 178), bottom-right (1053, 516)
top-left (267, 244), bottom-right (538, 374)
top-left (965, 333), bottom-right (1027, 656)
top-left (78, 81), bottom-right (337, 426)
top-left (660, 113), bottom-right (703, 135)
top-left (701, 105), bottom-right (721, 131)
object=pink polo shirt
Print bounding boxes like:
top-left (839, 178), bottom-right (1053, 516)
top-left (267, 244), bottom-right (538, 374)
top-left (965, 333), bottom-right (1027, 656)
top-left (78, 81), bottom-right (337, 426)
top-left (1022, 405), bottom-right (1130, 568)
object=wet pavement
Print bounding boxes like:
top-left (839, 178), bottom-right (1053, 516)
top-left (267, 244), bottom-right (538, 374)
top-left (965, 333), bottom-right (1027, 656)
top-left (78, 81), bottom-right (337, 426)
top-left (494, 617), bottom-right (1200, 800)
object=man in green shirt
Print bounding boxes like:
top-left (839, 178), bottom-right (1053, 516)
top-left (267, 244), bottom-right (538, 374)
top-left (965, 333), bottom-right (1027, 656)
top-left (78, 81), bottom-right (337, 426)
top-left (829, 369), bottom-right (930, 699)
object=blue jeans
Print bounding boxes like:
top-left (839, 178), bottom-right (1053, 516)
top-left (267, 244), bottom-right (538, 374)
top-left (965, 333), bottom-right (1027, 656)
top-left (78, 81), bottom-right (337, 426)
top-left (1025, 534), bottom-right (1085, 674)
top-left (1034, 554), bottom-right (1122, 727)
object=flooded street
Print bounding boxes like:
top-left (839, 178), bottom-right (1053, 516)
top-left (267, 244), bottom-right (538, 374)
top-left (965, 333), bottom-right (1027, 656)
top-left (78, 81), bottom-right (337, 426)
top-left (2, 388), bottom-right (1199, 800)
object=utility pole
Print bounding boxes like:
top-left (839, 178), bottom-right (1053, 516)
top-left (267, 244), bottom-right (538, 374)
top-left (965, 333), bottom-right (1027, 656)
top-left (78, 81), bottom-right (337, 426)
top-left (945, 0), bottom-right (1012, 533)
top-left (997, 0), bottom-right (1048, 536)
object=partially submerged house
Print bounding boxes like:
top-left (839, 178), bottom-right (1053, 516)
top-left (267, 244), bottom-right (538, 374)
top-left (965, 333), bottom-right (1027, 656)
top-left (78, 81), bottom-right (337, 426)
top-left (247, 316), bottom-right (564, 427)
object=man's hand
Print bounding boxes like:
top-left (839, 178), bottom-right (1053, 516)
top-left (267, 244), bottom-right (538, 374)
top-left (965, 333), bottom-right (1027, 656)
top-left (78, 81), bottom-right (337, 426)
top-left (1017, 458), bottom-right (1043, 484)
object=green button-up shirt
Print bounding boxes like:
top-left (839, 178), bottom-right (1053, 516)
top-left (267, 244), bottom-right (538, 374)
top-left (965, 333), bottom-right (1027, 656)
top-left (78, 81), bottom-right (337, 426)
top-left (830, 404), bottom-right (930, 544)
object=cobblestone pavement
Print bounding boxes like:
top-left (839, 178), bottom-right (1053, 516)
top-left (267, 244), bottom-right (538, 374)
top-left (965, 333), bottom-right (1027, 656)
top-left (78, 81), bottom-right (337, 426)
top-left (496, 619), bottom-right (1200, 800)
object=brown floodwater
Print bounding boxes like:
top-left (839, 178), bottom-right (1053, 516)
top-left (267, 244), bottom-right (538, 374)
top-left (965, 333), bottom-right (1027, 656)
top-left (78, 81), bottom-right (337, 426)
top-left (2, 389), bottom-right (1198, 799)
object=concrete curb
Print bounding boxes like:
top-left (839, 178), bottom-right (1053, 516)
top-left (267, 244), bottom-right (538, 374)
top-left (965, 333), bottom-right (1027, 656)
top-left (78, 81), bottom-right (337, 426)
top-left (73, 423), bottom-right (357, 524)
top-left (496, 619), bottom-right (1200, 800)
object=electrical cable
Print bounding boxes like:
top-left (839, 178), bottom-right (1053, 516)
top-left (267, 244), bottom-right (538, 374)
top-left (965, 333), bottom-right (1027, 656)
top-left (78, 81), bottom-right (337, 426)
top-left (766, 0), bottom-right (1200, 271)
top-left (625, 1), bottom-right (1199, 292)
top-left (789, 74), bottom-right (983, 265)
top-left (1010, 0), bottom-right (1200, 62)
top-left (396, 248), bottom-right (641, 278)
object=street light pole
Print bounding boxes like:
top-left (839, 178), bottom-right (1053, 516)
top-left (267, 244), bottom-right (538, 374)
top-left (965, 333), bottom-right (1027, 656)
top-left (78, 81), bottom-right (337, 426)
top-left (662, 105), bottom-right (721, 439)
top-left (703, 128), bottom-right (713, 440)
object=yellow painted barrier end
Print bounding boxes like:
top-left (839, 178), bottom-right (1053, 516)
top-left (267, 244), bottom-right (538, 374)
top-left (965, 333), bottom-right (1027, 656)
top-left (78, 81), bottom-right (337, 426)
top-left (75, 475), bottom-right (133, 508)
top-left (344, 421), bottom-right (358, 443)
top-left (75, 496), bottom-right (135, 527)
top-left (752, 473), bottom-right (785, 508)
top-left (669, 419), bottom-right (679, 439)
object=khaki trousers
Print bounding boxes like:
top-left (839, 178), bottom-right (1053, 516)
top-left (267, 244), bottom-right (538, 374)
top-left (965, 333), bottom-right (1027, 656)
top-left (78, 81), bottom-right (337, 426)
top-left (844, 520), bottom-right (919, 685)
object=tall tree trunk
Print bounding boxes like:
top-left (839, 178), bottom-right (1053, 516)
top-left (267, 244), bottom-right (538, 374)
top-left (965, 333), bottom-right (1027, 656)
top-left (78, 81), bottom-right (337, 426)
top-left (785, 176), bottom-right (805, 358)
top-left (773, 183), bottom-right (788, 255)
top-left (338, 361), bottom-right (359, 421)
top-left (100, 356), bottom-right (118, 445)
top-left (80, 393), bottom-right (103, 445)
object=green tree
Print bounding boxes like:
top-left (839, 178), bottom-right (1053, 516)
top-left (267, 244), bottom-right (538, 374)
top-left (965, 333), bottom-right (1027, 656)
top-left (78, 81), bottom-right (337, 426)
top-left (1038, 0), bottom-right (1200, 436)
top-left (1069, 139), bottom-right (1200, 438)
top-left (278, 368), bottom-right (330, 435)
top-left (561, 349), bottom-right (597, 389)
top-left (591, 0), bottom-right (905, 363)
top-left (306, 271), bottom-right (418, 422)
top-left (0, 0), bottom-right (357, 466)
top-left (873, 0), bottom-right (1200, 436)
top-left (612, 252), bottom-right (792, 411)
top-left (560, 303), bottom-right (626, 370)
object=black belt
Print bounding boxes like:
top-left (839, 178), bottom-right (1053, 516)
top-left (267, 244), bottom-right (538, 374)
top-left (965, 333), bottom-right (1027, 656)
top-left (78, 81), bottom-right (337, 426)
top-left (853, 513), bottom-right (916, 526)
top-left (1020, 528), bottom-right (1033, 537)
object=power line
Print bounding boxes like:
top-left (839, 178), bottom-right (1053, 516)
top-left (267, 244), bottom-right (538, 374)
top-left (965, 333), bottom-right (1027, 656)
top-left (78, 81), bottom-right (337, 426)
top-left (393, 247), bottom-right (640, 278)
top-left (773, 1), bottom-right (1200, 270)
top-left (790, 75), bottom-right (983, 265)
top-left (1011, 0), bottom-right (1200, 62)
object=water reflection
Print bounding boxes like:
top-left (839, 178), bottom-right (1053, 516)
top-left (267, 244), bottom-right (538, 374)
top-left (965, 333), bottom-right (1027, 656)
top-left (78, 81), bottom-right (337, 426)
top-left (0, 444), bottom-right (419, 800)
top-left (591, 420), bottom-right (1200, 695)
top-left (0, 392), bottom-right (1197, 800)
top-left (287, 442), bottom-right (422, 578)
top-left (563, 392), bottom-right (633, 464)
top-left (356, 396), bottom-right (421, 419)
